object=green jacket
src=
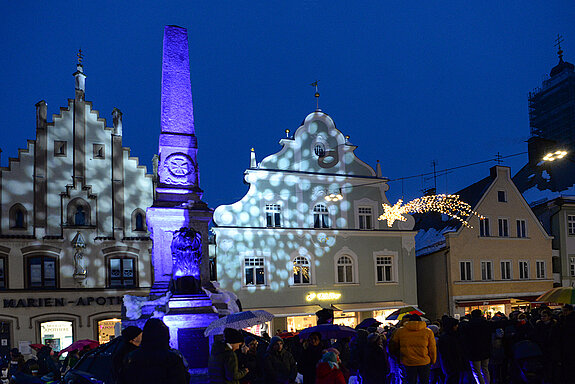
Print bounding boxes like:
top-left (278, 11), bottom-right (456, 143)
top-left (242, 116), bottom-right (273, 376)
top-left (208, 341), bottom-right (248, 384)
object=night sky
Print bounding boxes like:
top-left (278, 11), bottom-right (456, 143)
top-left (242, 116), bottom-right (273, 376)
top-left (2, 2), bottom-right (575, 208)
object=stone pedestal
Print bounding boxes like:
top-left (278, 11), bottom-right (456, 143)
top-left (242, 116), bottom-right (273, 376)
top-left (162, 294), bottom-right (218, 375)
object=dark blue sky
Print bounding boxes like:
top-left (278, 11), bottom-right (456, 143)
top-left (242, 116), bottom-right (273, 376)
top-left (2, 1), bottom-right (575, 208)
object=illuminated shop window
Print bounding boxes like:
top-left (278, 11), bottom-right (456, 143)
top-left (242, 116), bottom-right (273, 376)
top-left (9, 204), bottom-right (27, 229)
top-left (293, 256), bottom-right (311, 285)
top-left (336, 256), bottom-right (354, 283)
top-left (98, 318), bottom-right (121, 344)
top-left (244, 257), bottom-right (265, 286)
top-left (27, 256), bottom-right (57, 288)
top-left (265, 204), bottom-right (281, 228)
top-left (358, 207), bottom-right (373, 230)
top-left (313, 204), bottom-right (330, 229)
top-left (109, 257), bottom-right (135, 287)
top-left (375, 256), bottom-right (394, 283)
top-left (41, 321), bottom-right (73, 352)
top-left (479, 218), bottom-right (490, 237)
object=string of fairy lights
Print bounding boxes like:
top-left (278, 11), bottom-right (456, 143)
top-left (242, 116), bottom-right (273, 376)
top-left (378, 194), bottom-right (484, 228)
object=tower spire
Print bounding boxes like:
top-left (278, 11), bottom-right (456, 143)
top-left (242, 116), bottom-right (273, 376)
top-left (73, 48), bottom-right (86, 99)
top-left (555, 34), bottom-right (565, 62)
top-left (311, 80), bottom-right (320, 111)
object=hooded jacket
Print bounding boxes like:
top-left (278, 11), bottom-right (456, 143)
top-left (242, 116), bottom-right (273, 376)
top-left (388, 321), bottom-right (436, 366)
top-left (262, 337), bottom-right (297, 384)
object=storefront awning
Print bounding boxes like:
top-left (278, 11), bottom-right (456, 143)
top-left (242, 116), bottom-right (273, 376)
top-left (258, 304), bottom-right (323, 317)
top-left (333, 301), bottom-right (407, 312)
top-left (456, 299), bottom-right (510, 307)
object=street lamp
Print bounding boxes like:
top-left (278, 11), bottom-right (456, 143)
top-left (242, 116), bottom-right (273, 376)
top-left (542, 150), bottom-right (568, 162)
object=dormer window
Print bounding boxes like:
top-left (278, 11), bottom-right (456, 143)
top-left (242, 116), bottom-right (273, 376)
top-left (314, 143), bottom-right (326, 157)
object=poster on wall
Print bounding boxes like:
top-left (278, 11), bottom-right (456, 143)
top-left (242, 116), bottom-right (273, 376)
top-left (18, 341), bottom-right (31, 355)
top-left (45, 261), bottom-right (55, 279)
top-left (30, 265), bottom-right (42, 283)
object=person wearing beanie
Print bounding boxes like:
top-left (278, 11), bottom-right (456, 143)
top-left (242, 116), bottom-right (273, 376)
top-left (263, 336), bottom-right (297, 384)
top-left (315, 351), bottom-right (346, 384)
top-left (237, 335), bottom-right (262, 384)
top-left (119, 318), bottom-right (190, 384)
top-left (389, 313), bottom-right (436, 384)
top-left (112, 326), bottom-right (142, 381)
top-left (208, 327), bottom-right (249, 384)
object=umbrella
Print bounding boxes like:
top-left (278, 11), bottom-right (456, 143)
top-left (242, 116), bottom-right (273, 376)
top-left (29, 344), bottom-right (45, 351)
top-left (298, 324), bottom-right (357, 340)
top-left (386, 306), bottom-right (425, 320)
top-left (59, 339), bottom-right (99, 354)
top-left (276, 331), bottom-right (299, 339)
top-left (204, 310), bottom-right (274, 336)
top-left (356, 318), bottom-right (382, 330)
top-left (537, 287), bottom-right (575, 304)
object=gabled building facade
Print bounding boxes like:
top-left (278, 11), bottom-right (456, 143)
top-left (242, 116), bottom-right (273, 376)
top-left (415, 166), bottom-right (553, 320)
top-left (213, 110), bottom-right (418, 332)
top-left (0, 62), bottom-right (153, 356)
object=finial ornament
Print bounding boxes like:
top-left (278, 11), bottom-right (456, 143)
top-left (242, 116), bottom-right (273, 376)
top-left (77, 49), bottom-right (84, 64)
top-left (555, 34), bottom-right (565, 60)
top-left (310, 80), bottom-right (320, 110)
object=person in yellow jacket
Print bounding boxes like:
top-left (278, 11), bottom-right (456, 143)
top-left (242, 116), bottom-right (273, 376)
top-left (388, 314), bottom-right (436, 384)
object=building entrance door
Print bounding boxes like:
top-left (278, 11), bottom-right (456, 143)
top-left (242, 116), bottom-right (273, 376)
top-left (0, 321), bottom-right (10, 357)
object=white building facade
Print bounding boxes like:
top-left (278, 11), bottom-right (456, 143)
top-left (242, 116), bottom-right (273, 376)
top-left (213, 111), bottom-right (417, 332)
top-left (0, 62), bottom-right (154, 356)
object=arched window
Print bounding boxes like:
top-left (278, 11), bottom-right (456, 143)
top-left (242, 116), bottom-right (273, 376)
top-left (66, 198), bottom-right (91, 227)
top-left (293, 256), bottom-right (311, 285)
top-left (336, 256), bottom-right (354, 283)
top-left (313, 204), bottom-right (329, 228)
top-left (9, 204), bottom-right (27, 229)
top-left (131, 209), bottom-right (147, 232)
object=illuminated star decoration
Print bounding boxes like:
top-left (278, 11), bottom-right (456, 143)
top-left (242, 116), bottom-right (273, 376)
top-left (378, 194), bottom-right (484, 228)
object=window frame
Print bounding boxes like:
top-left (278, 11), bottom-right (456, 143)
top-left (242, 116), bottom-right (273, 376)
top-left (93, 143), bottom-right (105, 159)
top-left (265, 204), bottom-right (282, 228)
top-left (571, 256), bottom-right (575, 277)
top-left (313, 203), bottom-right (330, 229)
top-left (54, 140), bottom-right (67, 157)
top-left (497, 190), bottom-right (507, 202)
top-left (9, 204), bottom-right (28, 230)
top-left (357, 206), bottom-right (374, 230)
top-left (374, 252), bottom-right (397, 284)
top-left (292, 256), bottom-right (311, 285)
top-left (460, 260), bottom-right (472, 281)
top-left (568, 215), bottom-right (575, 236)
top-left (26, 255), bottom-right (58, 289)
top-left (500, 260), bottom-right (512, 280)
top-left (535, 260), bottom-right (546, 279)
top-left (481, 260), bottom-right (493, 281)
top-left (516, 219), bottom-right (527, 238)
top-left (243, 257), bottom-right (266, 287)
top-left (0, 256), bottom-right (7, 289)
top-left (107, 256), bottom-right (137, 288)
top-left (519, 260), bottom-right (530, 280)
top-left (498, 218), bottom-right (509, 237)
top-left (479, 217), bottom-right (490, 237)
top-left (131, 209), bottom-right (147, 232)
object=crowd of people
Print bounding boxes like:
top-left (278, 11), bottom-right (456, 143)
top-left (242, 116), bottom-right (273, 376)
top-left (208, 304), bottom-right (575, 384)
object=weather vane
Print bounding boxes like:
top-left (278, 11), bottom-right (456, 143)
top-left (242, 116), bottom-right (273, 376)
top-left (77, 49), bottom-right (84, 64)
top-left (555, 34), bottom-right (564, 59)
top-left (310, 80), bottom-right (320, 110)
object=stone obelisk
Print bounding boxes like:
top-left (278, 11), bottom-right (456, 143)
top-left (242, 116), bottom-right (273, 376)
top-left (146, 25), bottom-right (216, 373)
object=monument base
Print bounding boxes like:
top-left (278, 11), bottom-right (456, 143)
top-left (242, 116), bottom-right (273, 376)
top-left (162, 294), bottom-right (219, 375)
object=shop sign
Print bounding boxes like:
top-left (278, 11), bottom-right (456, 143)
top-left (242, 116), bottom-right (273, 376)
top-left (3, 296), bottom-right (123, 308)
top-left (305, 292), bottom-right (341, 302)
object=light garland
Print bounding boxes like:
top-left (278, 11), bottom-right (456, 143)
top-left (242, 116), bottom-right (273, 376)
top-left (378, 194), bottom-right (484, 228)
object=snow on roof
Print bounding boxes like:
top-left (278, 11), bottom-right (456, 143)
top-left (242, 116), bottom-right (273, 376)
top-left (523, 183), bottom-right (575, 206)
top-left (415, 226), bottom-right (457, 257)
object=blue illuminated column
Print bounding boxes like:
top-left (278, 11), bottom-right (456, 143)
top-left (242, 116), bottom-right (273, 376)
top-left (147, 25), bottom-right (213, 295)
